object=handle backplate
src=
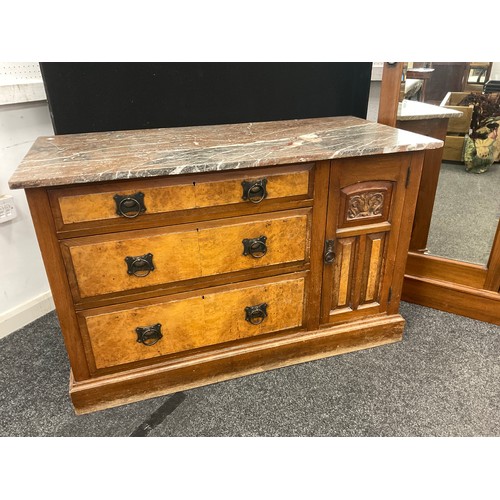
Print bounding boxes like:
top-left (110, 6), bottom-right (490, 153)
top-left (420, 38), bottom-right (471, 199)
top-left (242, 235), bottom-right (268, 258)
top-left (242, 178), bottom-right (268, 204)
top-left (324, 239), bottom-right (336, 264)
top-left (245, 303), bottom-right (268, 325)
top-left (114, 192), bottom-right (146, 218)
top-left (125, 253), bottom-right (155, 277)
top-left (136, 323), bottom-right (163, 346)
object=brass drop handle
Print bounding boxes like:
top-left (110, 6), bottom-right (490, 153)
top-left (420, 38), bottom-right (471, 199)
top-left (242, 236), bottom-right (267, 258)
top-left (125, 253), bottom-right (155, 277)
top-left (136, 323), bottom-right (163, 346)
top-left (114, 192), bottom-right (146, 218)
top-left (245, 303), bottom-right (268, 325)
top-left (324, 239), bottom-right (336, 264)
top-left (242, 178), bottom-right (268, 204)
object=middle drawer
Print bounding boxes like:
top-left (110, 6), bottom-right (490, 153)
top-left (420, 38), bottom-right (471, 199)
top-left (62, 208), bottom-right (311, 301)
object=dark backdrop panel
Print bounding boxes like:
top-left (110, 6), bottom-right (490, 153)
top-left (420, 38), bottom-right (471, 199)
top-left (40, 62), bottom-right (372, 135)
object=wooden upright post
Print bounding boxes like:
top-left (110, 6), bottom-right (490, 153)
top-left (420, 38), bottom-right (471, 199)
top-left (378, 62), bottom-right (404, 127)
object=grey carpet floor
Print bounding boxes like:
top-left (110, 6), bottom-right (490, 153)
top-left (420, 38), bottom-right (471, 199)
top-left (0, 302), bottom-right (498, 437)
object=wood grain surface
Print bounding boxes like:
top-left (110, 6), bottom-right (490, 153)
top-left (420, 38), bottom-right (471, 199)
top-left (82, 275), bottom-right (306, 369)
top-left (64, 209), bottom-right (310, 299)
top-left (55, 167), bottom-right (310, 225)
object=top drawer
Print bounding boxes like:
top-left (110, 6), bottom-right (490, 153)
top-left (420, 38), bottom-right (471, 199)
top-left (48, 163), bottom-right (313, 233)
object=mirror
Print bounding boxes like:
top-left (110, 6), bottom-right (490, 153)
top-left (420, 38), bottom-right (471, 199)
top-left (426, 162), bottom-right (499, 264)
top-left (408, 61), bottom-right (500, 265)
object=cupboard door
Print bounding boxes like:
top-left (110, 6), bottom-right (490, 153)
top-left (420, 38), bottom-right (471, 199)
top-left (321, 154), bottom-right (411, 324)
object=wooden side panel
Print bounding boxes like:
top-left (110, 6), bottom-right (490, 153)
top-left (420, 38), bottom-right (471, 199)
top-left (82, 275), bottom-right (306, 369)
top-left (64, 210), bottom-right (310, 300)
top-left (396, 117), bottom-right (448, 253)
top-left (53, 166), bottom-right (311, 225)
top-left (24, 189), bottom-right (90, 381)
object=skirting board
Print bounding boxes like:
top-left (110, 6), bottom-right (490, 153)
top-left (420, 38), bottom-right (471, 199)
top-left (0, 291), bottom-right (55, 339)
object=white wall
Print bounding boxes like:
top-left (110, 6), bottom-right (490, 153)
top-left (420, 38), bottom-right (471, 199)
top-left (0, 101), bottom-right (55, 338)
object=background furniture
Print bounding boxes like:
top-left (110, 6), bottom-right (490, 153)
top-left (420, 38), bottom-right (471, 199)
top-left (463, 62), bottom-right (492, 93)
top-left (378, 63), bottom-right (500, 325)
top-left (439, 92), bottom-right (475, 162)
top-left (412, 62), bottom-right (493, 104)
top-left (405, 68), bottom-right (434, 102)
top-left (415, 62), bottom-right (469, 105)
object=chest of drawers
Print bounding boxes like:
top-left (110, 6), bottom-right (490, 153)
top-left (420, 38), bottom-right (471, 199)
top-left (9, 117), bottom-right (442, 413)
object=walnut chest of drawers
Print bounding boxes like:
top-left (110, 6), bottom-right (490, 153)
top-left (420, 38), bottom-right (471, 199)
top-left (9, 117), bottom-right (442, 413)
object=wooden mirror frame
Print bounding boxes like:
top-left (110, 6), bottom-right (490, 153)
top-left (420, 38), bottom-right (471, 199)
top-left (377, 63), bottom-right (500, 325)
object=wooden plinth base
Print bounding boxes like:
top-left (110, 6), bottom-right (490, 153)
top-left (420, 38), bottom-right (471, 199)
top-left (70, 314), bottom-right (405, 414)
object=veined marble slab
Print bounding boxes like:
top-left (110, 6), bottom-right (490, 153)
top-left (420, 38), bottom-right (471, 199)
top-left (9, 116), bottom-right (443, 189)
top-left (397, 99), bottom-right (463, 121)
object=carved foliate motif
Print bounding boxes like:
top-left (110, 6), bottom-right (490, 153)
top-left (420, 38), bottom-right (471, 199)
top-left (347, 192), bottom-right (384, 220)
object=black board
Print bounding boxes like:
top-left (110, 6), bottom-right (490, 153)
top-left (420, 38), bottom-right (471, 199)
top-left (40, 62), bottom-right (372, 135)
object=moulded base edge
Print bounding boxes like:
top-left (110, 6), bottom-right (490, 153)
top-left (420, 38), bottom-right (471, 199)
top-left (69, 314), bottom-right (405, 414)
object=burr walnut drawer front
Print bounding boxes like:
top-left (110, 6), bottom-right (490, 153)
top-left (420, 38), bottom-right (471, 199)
top-left (80, 274), bottom-right (306, 370)
top-left (49, 164), bottom-right (312, 230)
top-left (62, 209), bottom-right (311, 301)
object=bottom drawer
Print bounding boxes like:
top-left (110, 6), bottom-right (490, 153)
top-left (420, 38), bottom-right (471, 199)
top-left (80, 274), bottom-right (306, 370)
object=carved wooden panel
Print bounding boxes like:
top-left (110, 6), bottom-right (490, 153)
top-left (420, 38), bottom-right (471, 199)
top-left (330, 237), bottom-right (357, 310)
top-left (330, 232), bottom-right (387, 315)
top-left (338, 181), bottom-right (393, 228)
top-left (360, 232), bottom-right (387, 305)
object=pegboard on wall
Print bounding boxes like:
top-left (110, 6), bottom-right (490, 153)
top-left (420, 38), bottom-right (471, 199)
top-left (0, 62), bottom-right (42, 83)
top-left (0, 62), bottom-right (46, 104)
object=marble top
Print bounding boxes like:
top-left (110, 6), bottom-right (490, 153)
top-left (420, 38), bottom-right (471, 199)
top-left (397, 99), bottom-right (463, 121)
top-left (9, 116), bottom-right (443, 189)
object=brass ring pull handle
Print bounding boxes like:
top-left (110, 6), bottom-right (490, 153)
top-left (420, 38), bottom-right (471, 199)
top-left (114, 192), bottom-right (146, 218)
top-left (242, 178), bottom-right (268, 204)
top-left (136, 323), bottom-right (163, 346)
top-left (242, 235), bottom-right (267, 258)
top-left (125, 253), bottom-right (155, 277)
top-left (245, 303), bottom-right (268, 325)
